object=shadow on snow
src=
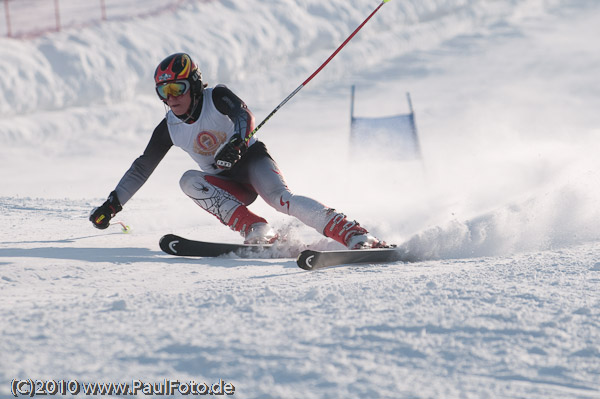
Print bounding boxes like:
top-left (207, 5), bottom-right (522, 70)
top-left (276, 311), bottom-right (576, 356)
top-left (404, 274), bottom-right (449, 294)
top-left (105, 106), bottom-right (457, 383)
top-left (0, 246), bottom-right (297, 269)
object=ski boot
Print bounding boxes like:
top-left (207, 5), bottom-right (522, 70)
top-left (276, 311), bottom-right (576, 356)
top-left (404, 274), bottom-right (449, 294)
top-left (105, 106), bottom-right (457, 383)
top-left (226, 206), bottom-right (278, 244)
top-left (323, 211), bottom-right (387, 249)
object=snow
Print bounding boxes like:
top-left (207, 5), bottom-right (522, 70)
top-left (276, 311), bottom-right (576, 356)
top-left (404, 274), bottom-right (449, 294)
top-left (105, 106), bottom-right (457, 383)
top-left (1, 0), bottom-right (600, 398)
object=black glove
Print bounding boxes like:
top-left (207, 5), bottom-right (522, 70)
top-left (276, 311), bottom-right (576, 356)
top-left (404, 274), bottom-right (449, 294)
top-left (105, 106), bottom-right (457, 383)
top-left (89, 191), bottom-right (122, 229)
top-left (214, 135), bottom-right (246, 170)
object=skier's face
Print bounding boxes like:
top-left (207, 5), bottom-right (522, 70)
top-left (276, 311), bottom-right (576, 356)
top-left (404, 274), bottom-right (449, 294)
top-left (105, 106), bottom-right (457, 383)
top-left (166, 90), bottom-right (192, 116)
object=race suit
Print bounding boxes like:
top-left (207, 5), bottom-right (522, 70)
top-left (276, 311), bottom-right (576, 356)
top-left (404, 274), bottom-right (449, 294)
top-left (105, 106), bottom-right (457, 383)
top-left (113, 85), bottom-right (336, 233)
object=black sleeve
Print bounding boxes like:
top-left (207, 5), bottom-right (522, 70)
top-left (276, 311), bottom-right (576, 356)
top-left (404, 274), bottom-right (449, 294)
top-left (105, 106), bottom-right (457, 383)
top-left (114, 118), bottom-right (173, 205)
top-left (212, 85), bottom-right (255, 144)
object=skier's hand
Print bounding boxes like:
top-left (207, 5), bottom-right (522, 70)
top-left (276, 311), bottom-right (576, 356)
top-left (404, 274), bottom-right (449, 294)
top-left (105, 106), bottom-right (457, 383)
top-left (215, 135), bottom-right (246, 170)
top-left (89, 191), bottom-right (122, 229)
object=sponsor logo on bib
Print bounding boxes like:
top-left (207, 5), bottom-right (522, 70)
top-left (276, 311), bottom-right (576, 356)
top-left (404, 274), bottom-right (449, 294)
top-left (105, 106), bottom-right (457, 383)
top-left (194, 130), bottom-right (227, 155)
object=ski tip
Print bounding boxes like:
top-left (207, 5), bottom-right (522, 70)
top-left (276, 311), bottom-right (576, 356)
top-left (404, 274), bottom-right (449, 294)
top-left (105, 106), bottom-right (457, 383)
top-left (159, 234), bottom-right (180, 255)
top-left (296, 250), bottom-right (318, 271)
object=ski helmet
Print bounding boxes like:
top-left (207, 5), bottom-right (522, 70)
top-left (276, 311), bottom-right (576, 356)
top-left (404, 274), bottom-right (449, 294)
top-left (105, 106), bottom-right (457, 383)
top-left (154, 53), bottom-right (204, 103)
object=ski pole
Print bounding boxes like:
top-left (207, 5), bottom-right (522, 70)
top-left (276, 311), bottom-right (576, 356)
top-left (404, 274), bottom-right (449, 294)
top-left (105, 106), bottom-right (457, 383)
top-left (244, 0), bottom-right (393, 145)
top-left (113, 220), bottom-right (131, 233)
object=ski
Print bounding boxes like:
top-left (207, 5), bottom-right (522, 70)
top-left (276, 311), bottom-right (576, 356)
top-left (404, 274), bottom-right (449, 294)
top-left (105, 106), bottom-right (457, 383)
top-left (159, 234), bottom-right (273, 257)
top-left (160, 234), bottom-right (412, 268)
top-left (296, 247), bottom-right (409, 270)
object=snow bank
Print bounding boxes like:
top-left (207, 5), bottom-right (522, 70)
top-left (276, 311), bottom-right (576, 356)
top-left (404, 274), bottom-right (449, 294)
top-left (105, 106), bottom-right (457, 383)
top-left (0, 0), bottom-right (575, 118)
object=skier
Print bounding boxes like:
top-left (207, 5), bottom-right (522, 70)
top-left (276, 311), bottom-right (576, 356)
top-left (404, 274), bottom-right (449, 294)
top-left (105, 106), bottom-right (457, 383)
top-left (89, 53), bottom-right (386, 249)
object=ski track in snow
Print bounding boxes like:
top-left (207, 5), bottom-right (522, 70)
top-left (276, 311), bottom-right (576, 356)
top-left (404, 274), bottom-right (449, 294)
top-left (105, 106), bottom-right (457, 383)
top-left (1, 0), bottom-right (600, 398)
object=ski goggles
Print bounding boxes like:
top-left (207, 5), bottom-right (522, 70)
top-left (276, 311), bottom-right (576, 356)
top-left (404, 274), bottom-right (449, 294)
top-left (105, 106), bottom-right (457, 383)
top-left (155, 80), bottom-right (191, 99)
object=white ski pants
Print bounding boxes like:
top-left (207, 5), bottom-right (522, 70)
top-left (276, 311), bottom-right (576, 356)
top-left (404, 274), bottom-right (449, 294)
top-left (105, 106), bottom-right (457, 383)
top-left (179, 151), bottom-right (334, 233)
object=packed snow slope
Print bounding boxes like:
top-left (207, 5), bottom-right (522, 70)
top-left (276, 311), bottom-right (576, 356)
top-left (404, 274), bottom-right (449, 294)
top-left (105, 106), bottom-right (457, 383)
top-left (1, 0), bottom-right (600, 398)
